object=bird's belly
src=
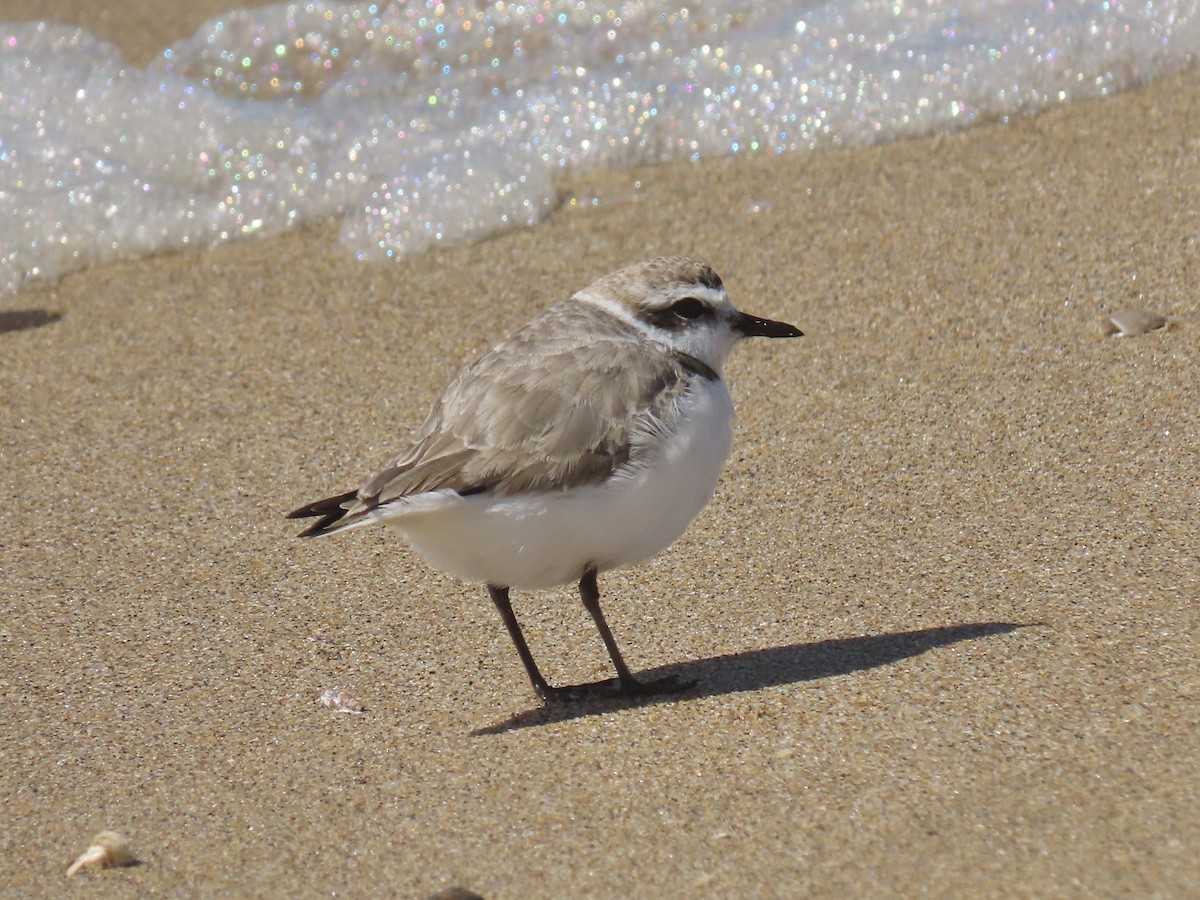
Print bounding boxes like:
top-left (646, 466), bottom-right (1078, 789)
top-left (382, 382), bottom-right (735, 589)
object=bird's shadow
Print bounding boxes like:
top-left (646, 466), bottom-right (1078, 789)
top-left (472, 621), bottom-right (1031, 735)
top-left (0, 309), bottom-right (62, 334)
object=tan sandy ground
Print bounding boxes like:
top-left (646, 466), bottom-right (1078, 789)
top-left (1, 3), bottom-right (1197, 896)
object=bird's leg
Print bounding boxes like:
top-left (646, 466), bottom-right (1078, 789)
top-left (488, 583), bottom-right (611, 703)
top-left (577, 567), bottom-right (637, 686)
top-left (488, 584), bottom-right (556, 701)
top-left (488, 577), bottom-right (694, 704)
top-left (578, 568), bottom-right (695, 698)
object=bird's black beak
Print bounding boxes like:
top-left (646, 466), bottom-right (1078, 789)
top-left (734, 311), bottom-right (804, 338)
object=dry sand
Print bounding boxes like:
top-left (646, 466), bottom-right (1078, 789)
top-left (1, 3), bottom-right (1197, 897)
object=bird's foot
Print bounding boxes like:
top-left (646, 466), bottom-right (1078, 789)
top-left (536, 674), bottom-right (696, 704)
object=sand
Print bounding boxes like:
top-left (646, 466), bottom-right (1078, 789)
top-left (1, 3), bottom-right (1197, 897)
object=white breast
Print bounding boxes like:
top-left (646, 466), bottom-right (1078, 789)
top-left (376, 378), bottom-right (735, 589)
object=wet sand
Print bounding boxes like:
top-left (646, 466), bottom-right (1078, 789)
top-left (1, 4), bottom-right (1197, 896)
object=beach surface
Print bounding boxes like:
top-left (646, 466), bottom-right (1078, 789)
top-left (1, 3), bottom-right (1197, 896)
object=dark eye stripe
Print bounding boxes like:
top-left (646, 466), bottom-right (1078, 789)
top-left (670, 297), bottom-right (706, 319)
top-left (643, 297), bottom-right (711, 330)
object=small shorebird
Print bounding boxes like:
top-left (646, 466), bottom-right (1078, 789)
top-left (289, 257), bottom-right (802, 702)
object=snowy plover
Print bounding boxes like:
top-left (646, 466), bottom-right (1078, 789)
top-left (289, 257), bottom-right (802, 703)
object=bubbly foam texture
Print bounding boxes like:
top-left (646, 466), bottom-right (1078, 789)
top-left (2, 1), bottom-right (1196, 294)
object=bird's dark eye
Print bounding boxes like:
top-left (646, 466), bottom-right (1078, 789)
top-left (670, 297), bottom-right (707, 320)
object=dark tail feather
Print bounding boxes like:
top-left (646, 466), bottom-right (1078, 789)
top-left (287, 489), bottom-right (359, 537)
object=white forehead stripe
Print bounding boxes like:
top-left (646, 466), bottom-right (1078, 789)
top-left (653, 284), bottom-right (726, 307)
top-left (574, 290), bottom-right (655, 336)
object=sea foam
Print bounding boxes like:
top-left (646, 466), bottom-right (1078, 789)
top-left (1, 1), bottom-right (1196, 295)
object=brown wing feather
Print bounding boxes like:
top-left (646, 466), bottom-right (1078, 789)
top-left (362, 300), bottom-right (695, 504)
top-left (290, 299), bottom-right (716, 537)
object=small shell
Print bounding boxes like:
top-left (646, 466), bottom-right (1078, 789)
top-left (1107, 308), bottom-right (1167, 337)
top-left (66, 831), bottom-right (136, 876)
top-left (319, 687), bottom-right (367, 714)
